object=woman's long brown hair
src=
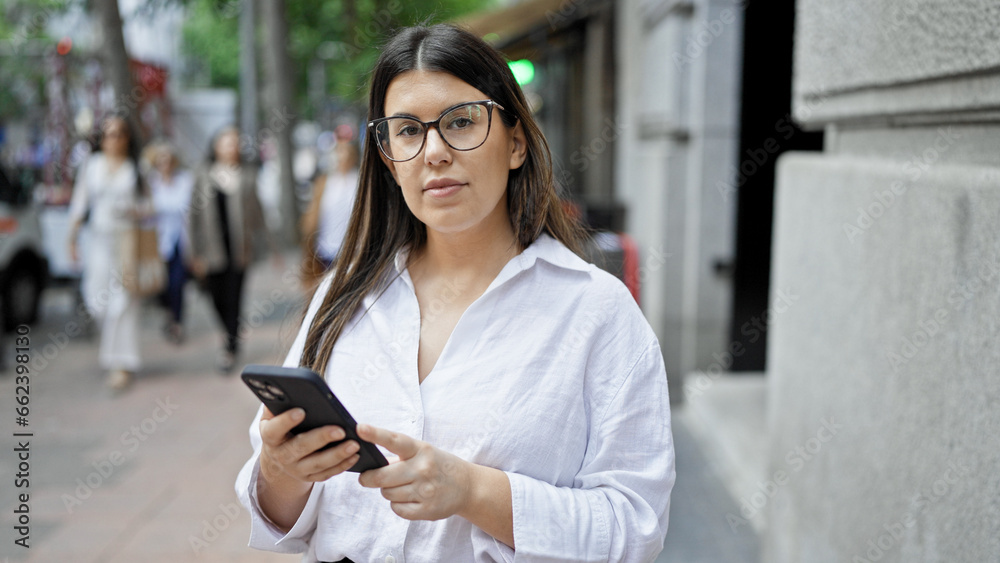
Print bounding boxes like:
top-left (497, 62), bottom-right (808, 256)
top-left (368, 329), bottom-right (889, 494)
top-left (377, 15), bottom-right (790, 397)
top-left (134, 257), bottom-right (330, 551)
top-left (299, 24), bottom-right (585, 374)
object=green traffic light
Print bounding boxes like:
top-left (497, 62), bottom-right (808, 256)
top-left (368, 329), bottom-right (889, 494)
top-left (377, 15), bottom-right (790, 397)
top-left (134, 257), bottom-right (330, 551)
top-left (508, 59), bottom-right (535, 86)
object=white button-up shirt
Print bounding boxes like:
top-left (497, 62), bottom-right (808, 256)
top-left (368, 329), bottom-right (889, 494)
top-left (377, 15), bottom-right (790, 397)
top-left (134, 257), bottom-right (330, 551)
top-left (149, 169), bottom-right (194, 258)
top-left (235, 234), bottom-right (675, 562)
top-left (315, 170), bottom-right (359, 261)
top-left (68, 153), bottom-right (138, 234)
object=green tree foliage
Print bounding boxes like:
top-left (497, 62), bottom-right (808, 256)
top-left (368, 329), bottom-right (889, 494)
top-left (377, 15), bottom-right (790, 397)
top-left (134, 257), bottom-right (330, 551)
top-left (180, 0), bottom-right (240, 89)
top-left (0, 0), bottom-right (74, 121)
top-left (180, 0), bottom-right (493, 116)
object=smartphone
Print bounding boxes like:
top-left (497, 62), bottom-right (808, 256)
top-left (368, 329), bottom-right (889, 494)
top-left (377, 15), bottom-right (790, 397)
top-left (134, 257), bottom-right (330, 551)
top-left (240, 364), bottom-right (388, 473)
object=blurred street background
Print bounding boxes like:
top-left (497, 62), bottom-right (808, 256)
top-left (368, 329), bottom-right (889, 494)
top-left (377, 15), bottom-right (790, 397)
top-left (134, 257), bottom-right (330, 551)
top-left (2, 0), bottom-right (998, 561)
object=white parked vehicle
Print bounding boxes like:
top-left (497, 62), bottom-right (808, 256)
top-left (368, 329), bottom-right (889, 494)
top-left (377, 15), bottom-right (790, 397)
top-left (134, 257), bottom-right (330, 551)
top-left (0, 167), bottom-right (49, 331)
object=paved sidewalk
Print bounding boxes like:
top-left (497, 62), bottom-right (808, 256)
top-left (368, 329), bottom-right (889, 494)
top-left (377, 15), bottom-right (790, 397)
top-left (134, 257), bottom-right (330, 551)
top-left (0, 257), bottom-right (306, 562)
top-left (657, 407), bottom-right (761, 563)
top-left (0, 253), bottom-right (759, 562)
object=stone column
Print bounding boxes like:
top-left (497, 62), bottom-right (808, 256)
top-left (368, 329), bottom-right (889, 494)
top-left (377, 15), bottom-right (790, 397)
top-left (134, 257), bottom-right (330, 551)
top-left (615, 0), bottom-right (743, 402)
top-left (765, 1), bottom-right (1000, 561)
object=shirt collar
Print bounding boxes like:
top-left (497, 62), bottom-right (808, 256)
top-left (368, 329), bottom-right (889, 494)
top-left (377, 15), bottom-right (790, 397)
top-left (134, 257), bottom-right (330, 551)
top-left (368, 234), bottom-right (590, 311)
top-left (392, 233), bottom-right (590, 276)
top-left (513, 233), bottom-right (591, 274)
top-left (393, 246), bottom-right (411, 274)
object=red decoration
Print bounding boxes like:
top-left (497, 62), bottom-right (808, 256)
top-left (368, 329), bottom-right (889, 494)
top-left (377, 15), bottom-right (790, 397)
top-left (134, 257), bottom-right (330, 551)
top-left (128, 59), bottom-right (168, 97)
top-left (56, 37), bottom-right (72, 56)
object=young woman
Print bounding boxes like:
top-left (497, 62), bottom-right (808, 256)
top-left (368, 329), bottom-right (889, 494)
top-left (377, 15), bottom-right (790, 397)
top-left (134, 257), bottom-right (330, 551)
top-left (148, 142), bottom-right (194, 344)
top-left (236, 24), bottom-right (675, 562)
top-left (187, 127), bottom-right (271, 372)
top-left (67, 115), bottom-right (147, 391)
top-left (300, 140), bottom-right (360, 289)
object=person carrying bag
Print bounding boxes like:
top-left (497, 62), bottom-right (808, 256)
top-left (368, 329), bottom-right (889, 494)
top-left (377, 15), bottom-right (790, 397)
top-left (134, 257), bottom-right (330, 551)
top-left (67, 115), bottom-right (154, 391)
top-left (119, 193), bottom-right (166, 298)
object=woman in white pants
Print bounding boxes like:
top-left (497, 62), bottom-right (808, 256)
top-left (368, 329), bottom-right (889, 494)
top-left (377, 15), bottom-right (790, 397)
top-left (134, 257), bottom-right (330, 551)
top-left (68, 115), bottom-right (145, 391)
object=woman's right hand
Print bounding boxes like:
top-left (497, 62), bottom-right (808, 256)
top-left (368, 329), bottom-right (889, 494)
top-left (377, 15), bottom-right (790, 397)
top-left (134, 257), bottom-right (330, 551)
top-left (189, 258), bottom-right (207, 279)
top-left (256, 407), bottom-right (362, 530)
top-left (259, 406), bottom-right (362, 483)
top-left (68, 222), bottom-right (80, 263)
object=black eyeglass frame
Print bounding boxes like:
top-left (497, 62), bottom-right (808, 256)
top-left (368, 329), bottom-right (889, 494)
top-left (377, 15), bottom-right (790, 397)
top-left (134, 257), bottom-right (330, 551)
top-left (368, 100), bottom-right (506, 162)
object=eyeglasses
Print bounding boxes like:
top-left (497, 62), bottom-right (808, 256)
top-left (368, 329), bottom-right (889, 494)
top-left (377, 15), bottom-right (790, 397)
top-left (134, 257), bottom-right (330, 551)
top-left (368, 100), bottom-right (505, 162)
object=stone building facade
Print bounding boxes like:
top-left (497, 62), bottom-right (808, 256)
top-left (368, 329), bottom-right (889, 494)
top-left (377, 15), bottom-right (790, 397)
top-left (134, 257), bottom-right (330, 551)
top-left (766, 1), bottom-right (1000, 560)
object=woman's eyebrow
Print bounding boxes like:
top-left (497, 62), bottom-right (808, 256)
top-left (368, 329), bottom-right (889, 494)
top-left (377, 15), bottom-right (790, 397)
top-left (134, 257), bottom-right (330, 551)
top-left (387, 101), bottom-right (477, 120)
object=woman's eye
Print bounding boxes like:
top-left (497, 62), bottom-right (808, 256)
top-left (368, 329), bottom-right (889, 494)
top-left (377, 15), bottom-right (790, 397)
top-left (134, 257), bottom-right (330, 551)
top-left (395, 124), bottom-right (421, 137)
top-left (447, 117), bottom-right (474, 129)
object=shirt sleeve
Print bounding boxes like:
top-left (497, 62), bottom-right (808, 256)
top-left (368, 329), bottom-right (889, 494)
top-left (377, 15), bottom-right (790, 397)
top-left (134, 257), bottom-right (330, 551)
top-left (176, 171), bottom-right (196, 259)
top-left (245, 169), bottom-right (266, 232)
top-left (186, 170), bottom-right (209, 261)
top-left (67, 157), bottom-right (91, 225)
top-left (505, 339), bottom-right (675, 562)
top-left (245, 169), bottom-right (280, 256)
top-left (234, 272), bottom-right (336, 553)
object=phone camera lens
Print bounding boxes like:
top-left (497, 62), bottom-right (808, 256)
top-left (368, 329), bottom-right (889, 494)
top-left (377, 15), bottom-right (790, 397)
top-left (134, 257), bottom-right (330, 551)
top-left (265, 384), bottom-right (285, 398)
top-left (257, 389), bottom-right (276, 400)
top-left (248, 379), bottom-right (267, 389)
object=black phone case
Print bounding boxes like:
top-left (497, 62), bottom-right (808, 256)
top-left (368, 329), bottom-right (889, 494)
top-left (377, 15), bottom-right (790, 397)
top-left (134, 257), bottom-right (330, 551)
top-left (240, 364), bottom-right (389, 473)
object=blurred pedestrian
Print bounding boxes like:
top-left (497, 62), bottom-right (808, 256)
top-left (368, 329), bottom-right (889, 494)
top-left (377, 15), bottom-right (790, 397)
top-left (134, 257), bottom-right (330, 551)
top-left (148, 141), bottom-right (193, 344)
top-left (67, 115), bottom-right (149, 391)
top-left (236, 24), bottom-right (674, 562)
top-left (256, 136), bottom-right (283, 234)
top-left (299, 140), bottom-right (359, 288)
top-left (187, 126), bottom-right (274, 373)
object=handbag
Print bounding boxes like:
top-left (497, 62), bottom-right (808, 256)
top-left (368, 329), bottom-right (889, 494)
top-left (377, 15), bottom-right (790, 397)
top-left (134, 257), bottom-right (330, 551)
top-left (120, 219), bottom-right (167, 297)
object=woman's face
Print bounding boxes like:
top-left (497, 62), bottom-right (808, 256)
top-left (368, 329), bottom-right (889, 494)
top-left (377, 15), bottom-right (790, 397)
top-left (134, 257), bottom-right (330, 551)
top-left (333, 142), bottom-right (356, 174)
top-left (101, 118), bottom-right (129, 158)
top-left (154, 149), bottom-right (175, 175)
top-left (214, 130), bottom-right (241, 165)
top-left (379, 70), bottom-right (526, 239)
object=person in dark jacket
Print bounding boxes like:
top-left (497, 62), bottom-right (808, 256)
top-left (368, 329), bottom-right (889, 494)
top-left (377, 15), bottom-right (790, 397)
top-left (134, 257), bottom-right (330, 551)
top-left (187, 126), bottom-right (276, 373)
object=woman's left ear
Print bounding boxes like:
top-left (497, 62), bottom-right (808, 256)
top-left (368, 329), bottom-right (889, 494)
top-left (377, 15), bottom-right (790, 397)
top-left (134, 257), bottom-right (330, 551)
top-left (509, 121), bottom-right (528, 170)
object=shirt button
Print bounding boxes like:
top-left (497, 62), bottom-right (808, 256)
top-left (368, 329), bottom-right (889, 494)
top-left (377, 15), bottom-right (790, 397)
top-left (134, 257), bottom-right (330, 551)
top-left (385, 556), bottom-right (396, 563)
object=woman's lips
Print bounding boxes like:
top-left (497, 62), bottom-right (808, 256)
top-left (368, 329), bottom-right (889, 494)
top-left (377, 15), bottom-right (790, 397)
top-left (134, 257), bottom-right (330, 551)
top-left (423, 183), bottom-right (465, 198)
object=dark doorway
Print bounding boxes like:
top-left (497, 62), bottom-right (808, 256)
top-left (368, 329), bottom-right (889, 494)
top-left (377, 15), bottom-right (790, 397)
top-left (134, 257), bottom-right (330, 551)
top-left (729, 0), bottom-right (823, 371)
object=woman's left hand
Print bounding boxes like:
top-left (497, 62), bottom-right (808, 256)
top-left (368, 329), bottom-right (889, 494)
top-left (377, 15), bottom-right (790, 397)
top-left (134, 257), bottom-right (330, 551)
top-left (356, 424), bottom-right (474, 521)
top-left (271, 252), bottom-right (286, 273)
top-left (127, 201), bottom-right (154, 221)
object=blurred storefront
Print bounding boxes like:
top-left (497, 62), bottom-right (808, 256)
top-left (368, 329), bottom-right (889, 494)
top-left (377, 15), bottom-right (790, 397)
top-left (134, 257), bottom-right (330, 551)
top-left (459, 0), bottom-right (617, 214)
top-left (459, 0), bottom-right (828, 404)
top-left (459, 0), bottom-right (745, 403)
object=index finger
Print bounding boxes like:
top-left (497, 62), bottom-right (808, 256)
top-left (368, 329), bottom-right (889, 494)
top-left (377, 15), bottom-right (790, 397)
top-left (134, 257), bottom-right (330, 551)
top-left (259, 407), bottom-right (306, 446)
top-left (356, 424), bottom-right (419, 460)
